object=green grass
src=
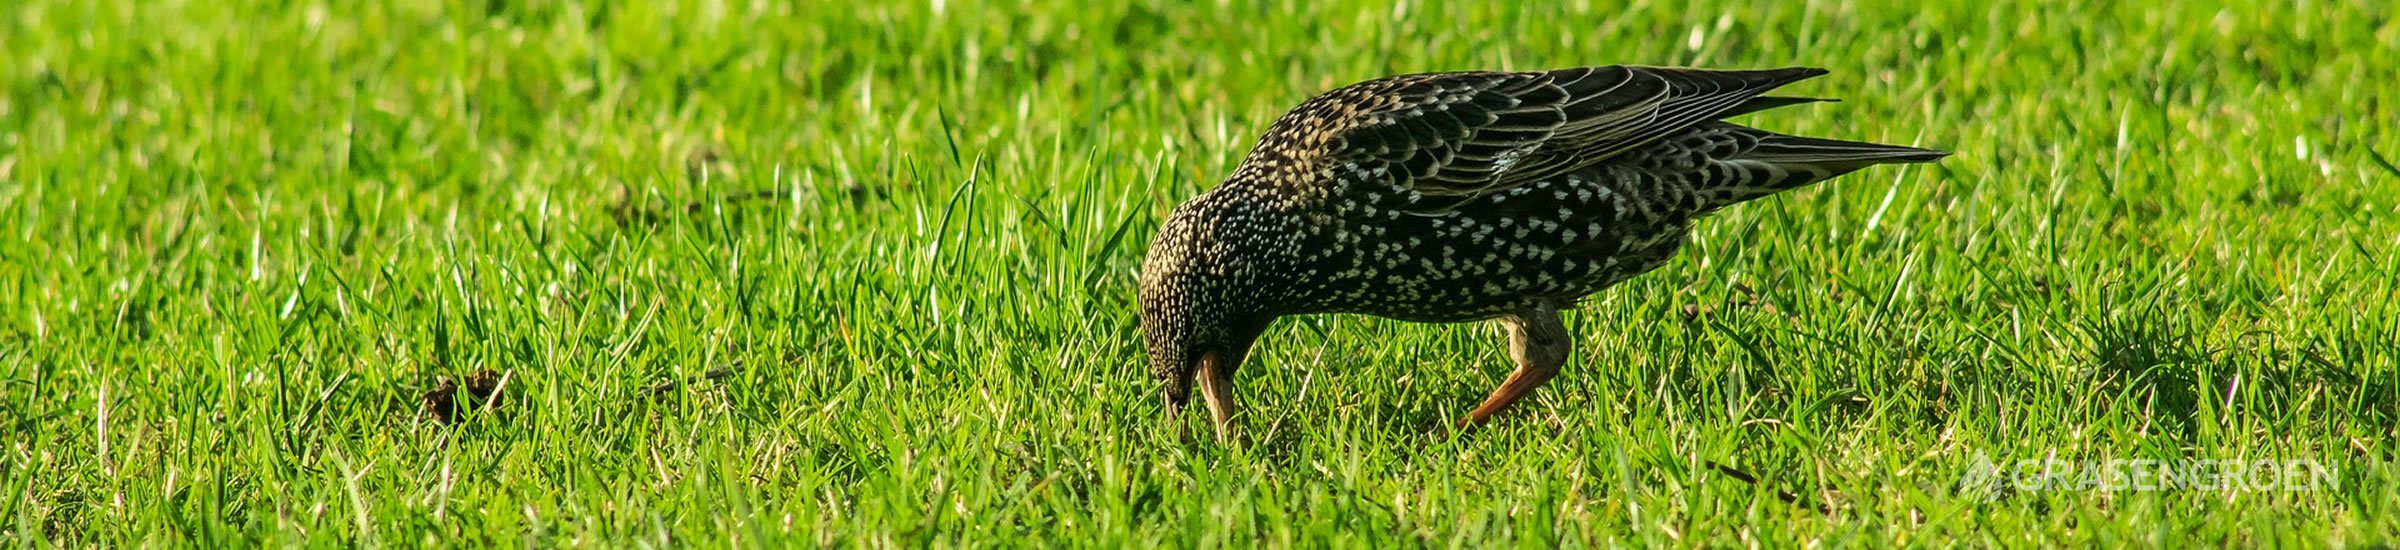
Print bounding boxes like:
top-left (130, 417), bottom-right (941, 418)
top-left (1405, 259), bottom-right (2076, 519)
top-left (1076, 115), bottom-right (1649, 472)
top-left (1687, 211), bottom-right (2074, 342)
top-left (3, 0), bottom-right (2396, 545)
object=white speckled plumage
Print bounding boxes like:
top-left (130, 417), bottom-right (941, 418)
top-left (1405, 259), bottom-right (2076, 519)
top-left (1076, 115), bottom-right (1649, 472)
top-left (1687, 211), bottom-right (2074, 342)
top-left (1140, 65), bottom-right (1947, 435)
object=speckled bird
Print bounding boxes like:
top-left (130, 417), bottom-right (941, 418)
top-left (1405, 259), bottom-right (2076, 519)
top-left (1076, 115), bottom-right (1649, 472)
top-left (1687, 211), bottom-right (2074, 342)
top-left (1139, 66), bottom-right (1946, 437)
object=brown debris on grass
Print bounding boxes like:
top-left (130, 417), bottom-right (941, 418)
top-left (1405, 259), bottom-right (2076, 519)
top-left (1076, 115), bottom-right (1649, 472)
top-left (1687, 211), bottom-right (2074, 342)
top-left (642, 363), bottom-right (739, 400)
top-left (423, 369), bottom-right (508, 425)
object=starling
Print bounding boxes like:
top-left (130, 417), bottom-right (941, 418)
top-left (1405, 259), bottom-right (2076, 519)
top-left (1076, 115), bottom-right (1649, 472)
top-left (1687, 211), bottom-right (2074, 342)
top-left (1138, 66), bottom-right (1947, 437)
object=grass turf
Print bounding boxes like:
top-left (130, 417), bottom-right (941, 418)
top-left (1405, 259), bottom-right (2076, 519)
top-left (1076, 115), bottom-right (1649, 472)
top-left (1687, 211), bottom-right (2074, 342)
top-left (3, 0), bottom-right (2396, 545)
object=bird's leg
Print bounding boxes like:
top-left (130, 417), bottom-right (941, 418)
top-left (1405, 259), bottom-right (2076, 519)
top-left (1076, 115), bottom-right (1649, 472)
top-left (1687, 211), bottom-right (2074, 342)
top-left (1460, 302), bottom-right (1570, 427)
top-left (1197, 351), bottom-right (1240, 442)
top-left (1164, 400), bottom-right (1188, 439)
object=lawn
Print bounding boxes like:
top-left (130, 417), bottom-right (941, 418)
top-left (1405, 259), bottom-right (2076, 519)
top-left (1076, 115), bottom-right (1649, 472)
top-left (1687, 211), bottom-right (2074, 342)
top-left (3, 0), bottom-right (2395, 546)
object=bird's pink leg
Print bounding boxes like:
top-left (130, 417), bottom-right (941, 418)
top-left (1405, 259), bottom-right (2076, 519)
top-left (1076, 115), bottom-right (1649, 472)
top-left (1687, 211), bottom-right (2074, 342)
top-left (1460, 303), bottom-right (1570, 427)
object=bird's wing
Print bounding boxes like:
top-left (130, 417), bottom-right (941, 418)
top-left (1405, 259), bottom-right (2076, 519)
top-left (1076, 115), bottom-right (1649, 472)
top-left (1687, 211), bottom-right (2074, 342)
top-left (1239, 66), bottom-right (1832, 213)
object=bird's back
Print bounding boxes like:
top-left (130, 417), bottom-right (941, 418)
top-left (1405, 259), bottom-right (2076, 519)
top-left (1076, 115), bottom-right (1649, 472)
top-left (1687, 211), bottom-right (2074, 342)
top-left (1184, 66), bottom-right (1946, 322)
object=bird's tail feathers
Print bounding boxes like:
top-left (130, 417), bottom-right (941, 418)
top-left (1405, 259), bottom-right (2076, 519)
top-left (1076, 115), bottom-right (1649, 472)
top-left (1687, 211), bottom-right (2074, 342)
top-left (1703, 128), bottom-right (1948, 206)
top-left (1742, 133), bottom-right (1950, 175)
top-left (1737, 132), bottom-right (1958, 186)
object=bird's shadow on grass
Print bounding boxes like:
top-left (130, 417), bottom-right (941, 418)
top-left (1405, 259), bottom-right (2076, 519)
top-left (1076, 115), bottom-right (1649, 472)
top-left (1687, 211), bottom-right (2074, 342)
top-left (1215, 379), bottom-right (1511, 467)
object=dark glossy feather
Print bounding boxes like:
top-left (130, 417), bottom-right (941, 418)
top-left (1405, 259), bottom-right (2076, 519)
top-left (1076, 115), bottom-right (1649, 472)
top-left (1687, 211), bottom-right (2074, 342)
top-left (1231, 66), bottom-right (1837, 214)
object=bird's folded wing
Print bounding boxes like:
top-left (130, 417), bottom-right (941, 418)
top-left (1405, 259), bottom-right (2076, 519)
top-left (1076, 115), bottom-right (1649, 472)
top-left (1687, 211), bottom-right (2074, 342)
top-left (1256, 66), bottom-right (1833, 213)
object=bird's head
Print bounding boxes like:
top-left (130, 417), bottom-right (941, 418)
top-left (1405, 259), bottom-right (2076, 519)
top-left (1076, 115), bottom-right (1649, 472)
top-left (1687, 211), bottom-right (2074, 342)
top-left (1137, 196), bottom-right (1279, 419)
